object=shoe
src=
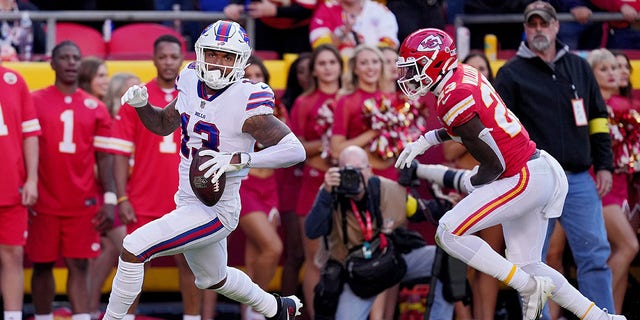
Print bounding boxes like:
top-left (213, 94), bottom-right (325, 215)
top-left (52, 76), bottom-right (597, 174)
top-left (520, 276), bottom-right (555, 320)
top-left (268, 294), bottom-right (302, 320)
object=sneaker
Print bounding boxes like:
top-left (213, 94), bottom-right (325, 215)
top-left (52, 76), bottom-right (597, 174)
top-left (268, 294), bottom-right (302, 320)
top-left (521, 276), bottom-right (555, 320)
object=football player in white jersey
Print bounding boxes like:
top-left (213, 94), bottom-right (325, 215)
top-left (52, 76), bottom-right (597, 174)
top-left (103, 20), bottom-right (305, 320)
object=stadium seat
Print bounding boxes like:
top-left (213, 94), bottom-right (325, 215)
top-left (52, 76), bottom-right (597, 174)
top-left (55, 22), bottom-right (107, 58)
top-left (108, 23), bottom-right (187, 60)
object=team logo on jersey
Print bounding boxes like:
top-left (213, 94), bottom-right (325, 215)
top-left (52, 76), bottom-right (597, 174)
top-left (417, 35), bottom-right (443, 52)
top-left (3, 71), bottom-right (17, 85)
top-left (84, 98), bottom-right (98, 109)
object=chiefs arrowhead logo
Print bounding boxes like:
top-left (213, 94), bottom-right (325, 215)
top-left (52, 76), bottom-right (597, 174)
top-left (417, 35), bottom-right (443, 52)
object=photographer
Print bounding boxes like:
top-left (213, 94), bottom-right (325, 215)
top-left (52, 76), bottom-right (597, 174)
top-left (304, 146), bottom-right (454, 320)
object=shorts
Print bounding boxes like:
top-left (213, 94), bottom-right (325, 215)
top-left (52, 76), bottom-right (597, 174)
top-left (240, 174), bottom-right (279, 217)
top-left (26, 212), bottom-right (101, 262)
top-left (296, 166), bottom-right (325, 216)
top-left (602, 172), bottom-right (629, 207)
top-left (127, 215), bottom-right (158, 234)
top-left (0, 205), bottom-right (28, 246)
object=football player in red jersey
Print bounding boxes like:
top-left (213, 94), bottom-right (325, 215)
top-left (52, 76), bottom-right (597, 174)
top-left (0, 64), bottom-right (41, 320)
top-left (394, 28), bottom-right (625, 320)
top-left (28, 41), bottom-right (115, 320)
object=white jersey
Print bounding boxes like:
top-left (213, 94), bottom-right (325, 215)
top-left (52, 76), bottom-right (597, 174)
top-left (173, 62), bottom-right (276, 209)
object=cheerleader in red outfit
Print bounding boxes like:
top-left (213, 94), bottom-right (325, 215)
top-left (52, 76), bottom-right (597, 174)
top-left (587, 49), bottom-right (640, 314)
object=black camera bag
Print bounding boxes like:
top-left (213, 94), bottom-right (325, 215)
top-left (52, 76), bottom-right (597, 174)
top-left (344, 233), bottom-right (407, 298)
top-left (340, 177), bottom-right (407, 299)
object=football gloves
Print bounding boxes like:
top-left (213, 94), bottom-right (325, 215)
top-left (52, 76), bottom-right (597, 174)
top-left (396, 130), bottom-right (443, 169)
top-left (198, 149), bottom-right (250, 183)
top-left (121, 84), bottom-right (149, 108)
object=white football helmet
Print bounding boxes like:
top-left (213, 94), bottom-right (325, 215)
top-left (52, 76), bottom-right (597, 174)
top-left (195, 20), bottom-right (252, 89)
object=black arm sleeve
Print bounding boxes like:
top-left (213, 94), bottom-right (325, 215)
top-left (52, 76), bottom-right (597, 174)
top-left (304, 188), bottom-right (335, 239)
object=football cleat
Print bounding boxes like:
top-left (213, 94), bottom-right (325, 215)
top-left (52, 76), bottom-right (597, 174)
top-left (521, 276), bottom-right (555, 320)
top-left (268, 294), bottom-right (302, 320)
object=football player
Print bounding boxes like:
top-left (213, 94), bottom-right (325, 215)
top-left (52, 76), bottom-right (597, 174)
top-left (103, 20), bottom-right (305, 320)
top-left (394, 28), bottom-right (625, 320)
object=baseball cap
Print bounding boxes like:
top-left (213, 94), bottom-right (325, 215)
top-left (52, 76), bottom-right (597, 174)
top-left (524, 1), bottom-right (557, 23)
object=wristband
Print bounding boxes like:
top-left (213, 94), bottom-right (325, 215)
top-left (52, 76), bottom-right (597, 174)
top-left (117, 196), bottom-right (129, 204)
top-left (423, 130), bottom-right (442, 146)
top-left (104, 192), bottom-right (117, 205)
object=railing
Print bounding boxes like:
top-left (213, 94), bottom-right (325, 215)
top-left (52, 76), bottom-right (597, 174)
top-left (454, 11), bottom-right (630, 28)
top-left (0, 10), bottom-right (634, 57)
top-left (0, 10), bottom-right (251, 56)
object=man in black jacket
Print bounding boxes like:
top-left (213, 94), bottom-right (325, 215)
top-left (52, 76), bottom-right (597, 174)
top-left (494, 0), bottom-right (615, 315)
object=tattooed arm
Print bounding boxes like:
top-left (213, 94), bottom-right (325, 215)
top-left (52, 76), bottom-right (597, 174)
top-left (134, 99), bottom-right (181, 136)
top-left (240, 114), bottom-right (306, 168)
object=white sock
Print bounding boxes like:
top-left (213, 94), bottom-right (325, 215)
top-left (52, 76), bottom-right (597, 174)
top-left (72, 313), bottom-right (91, 320)
top-left (104, 258), bottom-right (145, 320)
top-left (214, 267), bottom-right (277, 318)
top-left (4, 311), bottom-right (22, 320)
top-left (183, 315), bottom-right (201, 320)
top-left (122, 314), bottom-right (136, 320)
top-left (34, 314), bottom-right (54, 320)
top-left (552, 284), bottom-right (605, 320)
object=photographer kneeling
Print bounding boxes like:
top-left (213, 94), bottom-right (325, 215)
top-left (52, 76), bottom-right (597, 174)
top-left (304, 146), bottom-right (454, 319)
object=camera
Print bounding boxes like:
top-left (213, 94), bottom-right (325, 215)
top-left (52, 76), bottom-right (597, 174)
top-left (335, 166), bottom-right (362, 195)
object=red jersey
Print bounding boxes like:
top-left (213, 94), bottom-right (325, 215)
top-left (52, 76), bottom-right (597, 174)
top-left (290, 90), bottom-right (337, 141)
top-left (32, 86), bottom-right (112, 216)
top-left (437, 64), bottom-right (536, 178)
top-left (108, 79), bottom-right (180, 218)
top-left (0, 66), bottom-right (41, 206)
top-left (332, 89), bottom-right (392, 139)
top-left (592, 0), bottom-right (640, 28)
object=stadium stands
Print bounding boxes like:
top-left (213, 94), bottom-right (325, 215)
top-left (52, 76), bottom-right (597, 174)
top-left (55, 22), bottom-right (108, 58)
top-left (108, 23), bottom-right (187, 60)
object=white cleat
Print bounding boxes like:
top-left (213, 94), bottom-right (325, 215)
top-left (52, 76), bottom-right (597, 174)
top-left (521, 276), bottom-right (555, 320)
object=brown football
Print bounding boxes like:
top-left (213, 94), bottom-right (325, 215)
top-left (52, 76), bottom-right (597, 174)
top-left (189, 147), bottom-right (226, 206)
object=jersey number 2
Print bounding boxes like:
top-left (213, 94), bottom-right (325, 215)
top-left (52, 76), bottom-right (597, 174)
top-left (480, 82), bottom-right (522, 137)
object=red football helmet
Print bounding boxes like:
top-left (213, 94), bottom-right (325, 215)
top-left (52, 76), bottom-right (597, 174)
top-left (396, 28), bottom-right (458, 99)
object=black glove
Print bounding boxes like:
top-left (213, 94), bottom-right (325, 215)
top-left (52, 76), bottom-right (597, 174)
top-left (398, 159), bottom-right (420, 187)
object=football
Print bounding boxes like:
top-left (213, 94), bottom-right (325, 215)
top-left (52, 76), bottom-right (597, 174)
top-left (189, 147), bottom-right (226, 206)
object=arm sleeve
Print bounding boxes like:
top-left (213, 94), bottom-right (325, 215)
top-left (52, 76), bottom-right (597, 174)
top-left (304, 188), bottom-right (335, 239)
top-left (248, 132), bottom-right (306, 168)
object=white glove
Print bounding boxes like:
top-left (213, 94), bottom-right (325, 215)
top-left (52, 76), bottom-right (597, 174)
top-left (198, 149), bottom-right (250, 183)
top-left (120, 85), bottom-right (149, 108)
top-left (395, 135), bottom-right (433, 169)
top-left (461, 165), bottom-right (479, 194)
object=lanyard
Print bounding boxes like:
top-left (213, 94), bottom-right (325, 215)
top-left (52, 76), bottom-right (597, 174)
top-left (350, 199), bottom-right (373, 241)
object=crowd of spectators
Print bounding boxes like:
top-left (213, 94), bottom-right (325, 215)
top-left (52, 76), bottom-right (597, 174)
top-left (1, 0), bottom-right (640, 320)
